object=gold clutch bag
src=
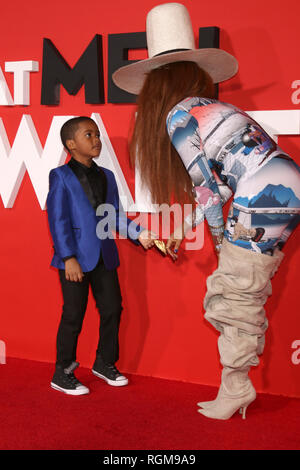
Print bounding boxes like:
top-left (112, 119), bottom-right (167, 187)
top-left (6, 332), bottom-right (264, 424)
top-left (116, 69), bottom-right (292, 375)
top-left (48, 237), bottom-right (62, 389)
top-left (154, 239), bottom-right (167, 256)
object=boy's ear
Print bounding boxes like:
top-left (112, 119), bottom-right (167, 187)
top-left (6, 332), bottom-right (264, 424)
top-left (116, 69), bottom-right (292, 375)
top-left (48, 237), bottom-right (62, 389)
top-left (66, 139), bottom-right (75, 151)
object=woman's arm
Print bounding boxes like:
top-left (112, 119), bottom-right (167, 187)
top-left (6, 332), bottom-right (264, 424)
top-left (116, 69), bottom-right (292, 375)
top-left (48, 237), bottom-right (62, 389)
top-left (167, 109), bottom-right (226, 253)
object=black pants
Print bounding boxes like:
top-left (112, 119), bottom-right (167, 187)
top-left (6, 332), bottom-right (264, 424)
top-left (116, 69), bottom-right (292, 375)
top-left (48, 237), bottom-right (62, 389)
top-left (56, 257), bottom-right (122, 368)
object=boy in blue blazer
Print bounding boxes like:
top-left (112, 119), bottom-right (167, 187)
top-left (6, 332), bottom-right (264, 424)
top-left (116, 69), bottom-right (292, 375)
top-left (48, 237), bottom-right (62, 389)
top-left (47, 117), bottom-right (154, 395)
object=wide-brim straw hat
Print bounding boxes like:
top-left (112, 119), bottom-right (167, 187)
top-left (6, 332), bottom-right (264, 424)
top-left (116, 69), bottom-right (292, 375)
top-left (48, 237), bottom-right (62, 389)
top-left (112, 2), bottom-right (238, 95)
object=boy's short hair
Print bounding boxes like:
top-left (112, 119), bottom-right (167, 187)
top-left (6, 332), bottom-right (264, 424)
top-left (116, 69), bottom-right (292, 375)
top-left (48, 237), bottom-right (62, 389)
top-left (60, 116), bottom-right (95, 151)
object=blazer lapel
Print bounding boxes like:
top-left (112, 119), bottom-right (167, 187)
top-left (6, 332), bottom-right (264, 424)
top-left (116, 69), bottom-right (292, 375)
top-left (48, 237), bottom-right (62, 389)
top-left (101, 167), bottom-right (113, 203)
top-left (62, 165), bottom-right (96, 216)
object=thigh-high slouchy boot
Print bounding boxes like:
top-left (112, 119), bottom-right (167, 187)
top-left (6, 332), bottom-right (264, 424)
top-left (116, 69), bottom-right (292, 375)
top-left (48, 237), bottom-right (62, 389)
top-left (198, 327), bottom-right (257, 419)
top-left (197, 239), bottom-right (284, 420)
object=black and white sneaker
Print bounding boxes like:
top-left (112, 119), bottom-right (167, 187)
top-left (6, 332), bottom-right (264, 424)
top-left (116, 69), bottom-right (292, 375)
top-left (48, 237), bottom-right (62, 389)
top-left (92, 358), bottom-right (128, 387)
top-left (51, 362), bottom-right (90, 395)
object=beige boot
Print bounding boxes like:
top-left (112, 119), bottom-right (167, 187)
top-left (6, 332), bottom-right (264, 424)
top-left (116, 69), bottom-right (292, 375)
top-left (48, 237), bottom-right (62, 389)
top-left (198, 328), bottom-right (262, 410)
top-left (198, 326), bottom-right (259, 419)
top-left (198, 366), bottom-right (256, 420)
top-left (198, 240), bottom-right (284, 418)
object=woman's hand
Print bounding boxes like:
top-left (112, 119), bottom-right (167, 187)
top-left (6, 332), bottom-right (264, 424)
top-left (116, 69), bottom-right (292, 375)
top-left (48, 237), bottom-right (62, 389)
top-left (166, 224), bottom-right (187, 261)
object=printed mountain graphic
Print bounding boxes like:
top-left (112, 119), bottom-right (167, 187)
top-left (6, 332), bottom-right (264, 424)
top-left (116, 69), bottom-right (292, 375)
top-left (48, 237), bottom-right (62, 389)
top-left (235, 184), bottom-right (300, 208)
top-left (171, 115), bottom-right (198, 147)
top-left (252, 213), bottom-right (294, 226)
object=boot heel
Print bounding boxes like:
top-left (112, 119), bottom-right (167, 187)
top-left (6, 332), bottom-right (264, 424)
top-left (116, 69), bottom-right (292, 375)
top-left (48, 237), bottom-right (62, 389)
top-left (241, 406), bottom-right (248, 419)
top-left (240, 399), bottom-right (254, 419)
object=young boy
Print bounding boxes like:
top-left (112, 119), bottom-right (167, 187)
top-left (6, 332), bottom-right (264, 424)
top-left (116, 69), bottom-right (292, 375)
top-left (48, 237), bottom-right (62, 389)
top-left (47, 116), bottom-right (154, 395)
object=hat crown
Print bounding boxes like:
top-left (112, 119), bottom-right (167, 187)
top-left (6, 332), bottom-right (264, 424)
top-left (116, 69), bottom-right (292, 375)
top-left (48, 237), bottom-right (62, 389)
top-left (146, 3), bottom-right (196, 58)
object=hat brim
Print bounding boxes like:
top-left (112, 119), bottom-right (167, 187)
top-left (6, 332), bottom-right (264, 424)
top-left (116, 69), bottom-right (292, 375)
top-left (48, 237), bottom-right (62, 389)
top-left (112, 48), bottom-right (238, 95)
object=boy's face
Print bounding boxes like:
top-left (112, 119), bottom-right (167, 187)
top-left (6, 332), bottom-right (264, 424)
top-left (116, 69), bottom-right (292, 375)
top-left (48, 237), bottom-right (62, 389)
top-left (67, 120), bottom-right (102, 162)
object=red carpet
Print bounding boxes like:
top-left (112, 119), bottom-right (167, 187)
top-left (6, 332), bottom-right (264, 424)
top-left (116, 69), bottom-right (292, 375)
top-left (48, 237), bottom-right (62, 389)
top-left (0, 358), bottom-right (299, 450)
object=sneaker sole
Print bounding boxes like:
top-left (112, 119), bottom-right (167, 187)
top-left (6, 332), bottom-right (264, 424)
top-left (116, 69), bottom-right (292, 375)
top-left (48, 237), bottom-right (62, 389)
top-left (50, 382), bottom-right (90, 396)
top-left (92, 369), bottom-right (128, 387)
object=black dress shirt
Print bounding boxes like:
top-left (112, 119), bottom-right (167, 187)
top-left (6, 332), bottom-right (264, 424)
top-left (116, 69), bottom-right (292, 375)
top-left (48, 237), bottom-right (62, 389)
top-left (62, 158), bottom-right (107, 262)
top-left (68, 158), bottom-right (107, 210)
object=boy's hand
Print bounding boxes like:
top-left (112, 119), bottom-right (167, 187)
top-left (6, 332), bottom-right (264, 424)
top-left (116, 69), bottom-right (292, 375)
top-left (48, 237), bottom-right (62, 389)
top-left (138, 230), bottom-right (157, 250)
top-left (64, 258), bottom-right (84, 282)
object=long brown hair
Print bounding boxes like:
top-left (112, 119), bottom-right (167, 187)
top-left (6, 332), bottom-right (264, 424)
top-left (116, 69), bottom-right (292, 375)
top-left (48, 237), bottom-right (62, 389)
top-left (129, 61), bottom-right (215, 206)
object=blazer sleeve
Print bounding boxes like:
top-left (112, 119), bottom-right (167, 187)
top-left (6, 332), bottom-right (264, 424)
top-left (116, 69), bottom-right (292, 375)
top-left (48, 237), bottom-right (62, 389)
top-left (46, 169), bottom-right (77, 259)
top-left (184, 181), bottom-right (233, 227)
top-left (110, 172), bottom-right (143, 244)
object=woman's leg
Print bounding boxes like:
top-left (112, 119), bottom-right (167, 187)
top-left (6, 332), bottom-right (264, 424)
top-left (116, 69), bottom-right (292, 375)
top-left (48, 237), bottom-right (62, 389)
top-left (198, 240), bottom-right (284, 419)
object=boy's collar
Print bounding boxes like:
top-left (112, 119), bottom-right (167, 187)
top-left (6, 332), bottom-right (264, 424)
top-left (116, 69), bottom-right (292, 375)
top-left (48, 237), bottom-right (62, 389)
top-left (69, 157), bottom-right (99, 172)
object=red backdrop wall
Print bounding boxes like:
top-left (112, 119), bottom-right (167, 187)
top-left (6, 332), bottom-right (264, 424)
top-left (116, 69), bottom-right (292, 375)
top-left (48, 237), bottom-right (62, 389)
top-left (0, 0), bottom-right (299, 397)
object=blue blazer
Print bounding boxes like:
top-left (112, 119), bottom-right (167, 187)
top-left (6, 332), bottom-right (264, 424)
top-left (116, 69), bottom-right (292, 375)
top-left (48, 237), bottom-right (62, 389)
top-left (46, 164), bottom-right (142, 272)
